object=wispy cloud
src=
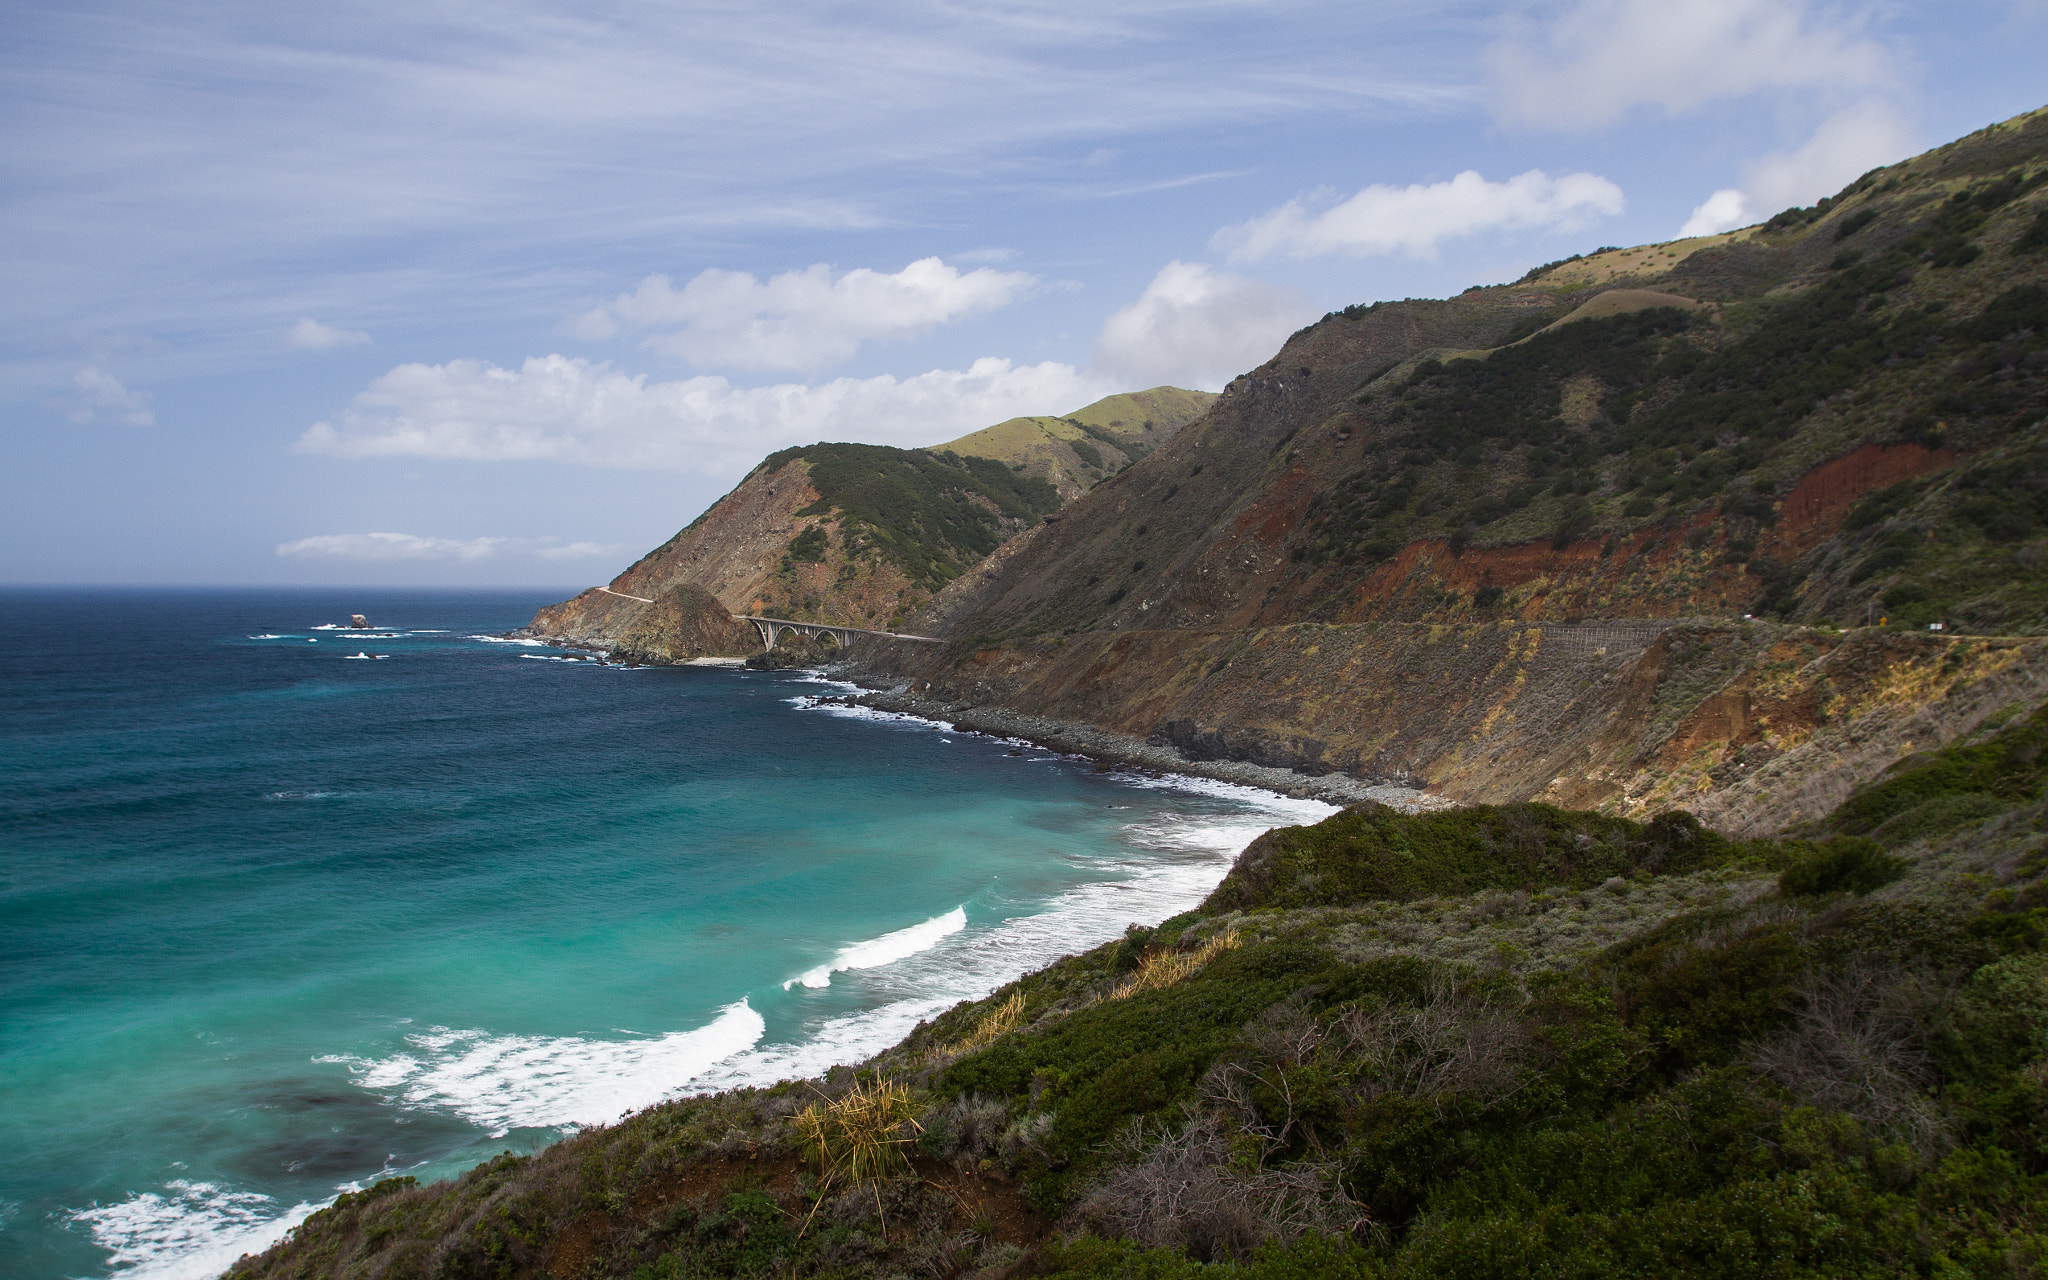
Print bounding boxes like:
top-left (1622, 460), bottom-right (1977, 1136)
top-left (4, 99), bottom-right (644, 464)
top-left (536, 540), bottom-right (628, 561)
top-left (3, 2), bottom-right (1463, 381)
top-left (276, 532), bottom-right (504, 562)
top-left (297, 354), bottom-right (1114, 474)
top-left (61, 367), bottom-right (155, 426)
top-left (274, 532), bottom-right (627, 562)
top-left (289, 317), bottom-right (371, 350)
top-left (1216, 169), bottom-right (1624, 262)
top-left (1490, 0), bottom-right (1894, 129)
top-left (572, 258), bottom-right (1036, 372)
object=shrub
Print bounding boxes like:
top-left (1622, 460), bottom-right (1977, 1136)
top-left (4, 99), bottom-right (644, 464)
top-left (1779, 837), bottom-right (1908, 896)
top-left (1203, 803), bottom-right (1743, 912)
top-left (1828, 706), bottom-right (2048, 836)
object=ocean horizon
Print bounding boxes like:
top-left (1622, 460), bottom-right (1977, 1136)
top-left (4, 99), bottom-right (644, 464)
top-left (0, 587), bottom-right (1332, 1280)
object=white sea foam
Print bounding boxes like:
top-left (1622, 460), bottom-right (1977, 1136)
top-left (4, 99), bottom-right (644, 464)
top-left (319, 999), bottom-right (765, 1133)
top-left (73, 1179), bottom-right (322, 1280)
top-left (783, 906), bottom-right (967, 990)
top-left (469, 634), bottom-right (546, 646)
top-left (519, 654), bottom-right (595, 663)
top-left (695, 792), bottom-right (1331, 1093)
top-left (246, 634), bottom-right (294, 640)
top-left (786, 693), bottom-right (955, 733)
top-left (341, 653), bottom-right (389, 660)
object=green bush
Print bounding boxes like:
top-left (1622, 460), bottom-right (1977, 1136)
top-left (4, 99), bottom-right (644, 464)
top-left (749, 442), bottom-right (1060, 589)
top-left (1829, 706), bottom-right (2048, 836)
top-left (1203, 803), bottom-right (1743, 912)
top-left (1779, 836), bottom-right (1909, 896)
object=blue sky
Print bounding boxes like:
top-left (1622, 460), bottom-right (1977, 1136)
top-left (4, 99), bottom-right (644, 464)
top-left (4, 0), bottom-right (2044, 585)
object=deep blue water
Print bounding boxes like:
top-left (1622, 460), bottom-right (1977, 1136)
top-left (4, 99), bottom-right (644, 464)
top-left (0, 588), bottom-right (1330, 1280)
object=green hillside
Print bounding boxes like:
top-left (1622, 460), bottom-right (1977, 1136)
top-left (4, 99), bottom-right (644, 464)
top-left (937, 387), bottom-right (1215, 497)
top-left (751, 442), bottom-right (1061, 591)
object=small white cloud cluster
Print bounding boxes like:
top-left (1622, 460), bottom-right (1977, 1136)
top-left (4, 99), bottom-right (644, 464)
top-left (1093, 261), bottom-right (1313, 392)
top-left (1680, 101), bottom-right (1916, 235)
top-left (298, 353), bottom-right (1117, 474)
top-left (1217, 170), bottom-right (1624, 263)
top-left (572, 258), bottom-right (1036, 373)
top-left (275, 532), bottom-right (625, 563)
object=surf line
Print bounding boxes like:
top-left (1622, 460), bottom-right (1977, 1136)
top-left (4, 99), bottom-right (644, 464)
top-left (595, 586), bottom-right (654, 603)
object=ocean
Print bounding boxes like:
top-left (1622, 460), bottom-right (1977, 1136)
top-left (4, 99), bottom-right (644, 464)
top-left (0, 588), bottom-right (1333, 1280)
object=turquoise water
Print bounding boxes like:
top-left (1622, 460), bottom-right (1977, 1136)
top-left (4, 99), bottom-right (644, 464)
top-left (0, 589), bottom-right (1331, 1280)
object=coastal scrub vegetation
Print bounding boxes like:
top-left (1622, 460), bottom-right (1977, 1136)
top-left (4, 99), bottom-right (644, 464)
top-left (1285, 157), bottom-right (2048, 633)
top-left (233, 704), bottom-right (2048, 1280)
top-left (755, 443), bottom-right (1061, 591)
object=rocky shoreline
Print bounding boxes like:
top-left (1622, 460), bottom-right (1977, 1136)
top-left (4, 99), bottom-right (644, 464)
top-left (829, 672), bottom-right (1451, 812)
top-left (514, 627), bottom-right (1448, 811)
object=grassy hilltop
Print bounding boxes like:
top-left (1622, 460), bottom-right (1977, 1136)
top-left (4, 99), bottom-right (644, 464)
top-left (523, 389), bottom-right (1209, 657)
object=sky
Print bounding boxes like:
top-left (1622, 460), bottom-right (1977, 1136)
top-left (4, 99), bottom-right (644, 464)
top-left (3, 0), bottom-right (2044, 586)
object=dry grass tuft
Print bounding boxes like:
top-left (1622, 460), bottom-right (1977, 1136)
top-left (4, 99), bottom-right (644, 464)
top-left (793, 1076), bottom-right (925, 1235)
top-left (1109, 930), bottom-right (1241, 1001)
top-left (946, 990), bottom-right (1026, 1056)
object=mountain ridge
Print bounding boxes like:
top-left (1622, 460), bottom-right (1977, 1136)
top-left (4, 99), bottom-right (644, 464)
top-left (846, 104), bottom-right (2048, 823)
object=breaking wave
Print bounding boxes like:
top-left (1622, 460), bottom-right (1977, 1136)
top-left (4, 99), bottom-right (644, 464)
top-left (783, 906), bottom-right (967, 990)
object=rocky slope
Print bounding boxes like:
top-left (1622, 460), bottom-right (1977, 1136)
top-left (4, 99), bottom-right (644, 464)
top-left (848, 105), bottom-right (2048, 818)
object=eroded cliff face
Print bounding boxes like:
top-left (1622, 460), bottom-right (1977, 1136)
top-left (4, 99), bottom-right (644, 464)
top-left (861, 620), bottom-right (2048, 834)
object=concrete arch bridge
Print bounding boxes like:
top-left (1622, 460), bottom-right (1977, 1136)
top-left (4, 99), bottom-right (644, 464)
top-left (736, 615), bottom-right (942, 652)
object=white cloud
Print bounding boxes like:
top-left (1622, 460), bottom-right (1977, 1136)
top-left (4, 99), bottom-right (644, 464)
top-left (276, 532), bottom-right (505, 561)
top-left (1092, 261), bottom-right (1315, 392)
top-left (1676, 100), bottom-right (1917, 235)
top-left (1216, 170), bottom-right (1624, 263)
top-left (297, 354), bottom-right (1114, 474)
top-left (1741, 100), bottom-right (1916, 212)
top-left (1680, 188), bottom-right (1750, 237)
top-left (63, 367), bottom-right (154, 426)
top-left (289, 317), bottom-right (372, 350)
top-left (1492, 0), bottom-right (1893, 129)
top-left (572, 257), bottom-right (1037, 372)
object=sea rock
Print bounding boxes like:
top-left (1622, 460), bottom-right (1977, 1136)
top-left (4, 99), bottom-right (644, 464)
top-left (350, 614), bottom-right (369, 628)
